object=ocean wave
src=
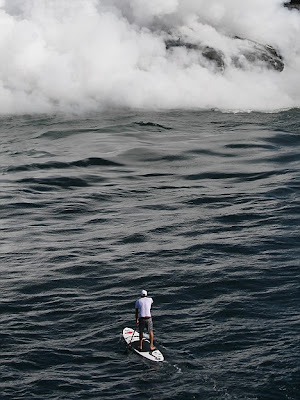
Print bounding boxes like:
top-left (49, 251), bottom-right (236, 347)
top-left (5, 157), bottom-right (123, 173)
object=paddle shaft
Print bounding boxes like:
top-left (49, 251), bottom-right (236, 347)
top-left (128, 328), bottom-right (137, 347)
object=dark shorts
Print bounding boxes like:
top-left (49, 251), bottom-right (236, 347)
top-left (139, 317), bottom-right (153, 333)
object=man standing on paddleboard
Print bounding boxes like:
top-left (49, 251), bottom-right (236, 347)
top-left (135, 290), bottom-right (156, 352)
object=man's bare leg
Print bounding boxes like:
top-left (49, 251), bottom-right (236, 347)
top-left (139, 332), bottom-right (143, 350)
top-left (149, 331), bottom-right (155, 351)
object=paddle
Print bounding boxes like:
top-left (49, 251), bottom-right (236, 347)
top-left (128, 328), bottom-right (137, 348)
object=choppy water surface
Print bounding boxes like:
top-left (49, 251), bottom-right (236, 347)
top-left (0, 110), bottom-right (299, 400)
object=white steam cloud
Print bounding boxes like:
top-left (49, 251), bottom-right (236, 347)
top-left (0, 0), bottom-right (300, 113)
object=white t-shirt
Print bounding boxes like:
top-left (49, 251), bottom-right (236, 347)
top-left (135, 297), bottom-right (153, 318)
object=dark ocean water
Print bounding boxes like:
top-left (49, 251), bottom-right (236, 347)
top-left (0, 109), bottom-right (299, 400)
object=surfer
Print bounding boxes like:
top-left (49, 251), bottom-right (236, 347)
top-left (135, 290), bottom-right (156, 352)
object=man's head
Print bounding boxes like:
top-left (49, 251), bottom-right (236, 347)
top-left (141, 289), bottom-right (147, 297)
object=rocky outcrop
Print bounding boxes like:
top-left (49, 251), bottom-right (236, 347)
top-left (165, 39), bottom-right (225, 71)
top-left (164, 2), bottom-right (296, 73)
top-left (165, 36), bottom-right (284, 73)
top-left (232, 37), bottom-right (284, 72)
top-left (284, 1), bottom-right (300, 10)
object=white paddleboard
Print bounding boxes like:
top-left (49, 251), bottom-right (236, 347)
top-left (123, 327), bottom-right (164, 362)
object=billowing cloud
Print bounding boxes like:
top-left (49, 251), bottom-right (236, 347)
top-left (0, 0), bottom-right (299, 113)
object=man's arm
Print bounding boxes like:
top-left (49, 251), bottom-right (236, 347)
top-left (135, 308), bottom-right (139, 326)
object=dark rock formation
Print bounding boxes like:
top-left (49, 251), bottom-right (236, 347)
top-left (165, 36), bottom-right (284, 73)
top-left (232, 37), bottom-right (284, 72)
top-left (284, 0), bottom-right (300, 9)
top-left (165, 39), bottom-right (225, 71)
